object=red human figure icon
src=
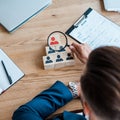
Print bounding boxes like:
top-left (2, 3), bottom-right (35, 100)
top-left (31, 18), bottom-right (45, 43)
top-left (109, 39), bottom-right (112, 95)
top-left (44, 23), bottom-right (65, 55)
top-left (50, 36), bottom-right (59, 45)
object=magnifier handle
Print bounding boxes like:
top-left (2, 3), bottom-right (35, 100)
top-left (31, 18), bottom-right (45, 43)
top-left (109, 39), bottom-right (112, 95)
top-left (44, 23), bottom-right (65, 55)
top-left (66, 44), bottom-right (70, 47)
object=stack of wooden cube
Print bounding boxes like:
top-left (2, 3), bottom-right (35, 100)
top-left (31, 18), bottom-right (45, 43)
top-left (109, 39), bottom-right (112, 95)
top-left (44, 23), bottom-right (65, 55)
top-left (43, 46), bottom-right (75, 70)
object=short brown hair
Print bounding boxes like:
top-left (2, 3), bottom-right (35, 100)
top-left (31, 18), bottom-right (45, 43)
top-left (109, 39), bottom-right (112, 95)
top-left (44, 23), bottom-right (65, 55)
top-left (81, 46), bottom-right (120, 120)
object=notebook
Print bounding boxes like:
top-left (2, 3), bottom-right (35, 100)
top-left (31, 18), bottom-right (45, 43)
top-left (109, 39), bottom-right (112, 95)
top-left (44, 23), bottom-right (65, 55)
top-left (0, 0), bottom-right (52, 32)
top-left (0, 49), bottom-right (24, 95)
top-left (103, 0), bottom-right (120, 12)
top-left (66, 8), bottom-right (120, 50)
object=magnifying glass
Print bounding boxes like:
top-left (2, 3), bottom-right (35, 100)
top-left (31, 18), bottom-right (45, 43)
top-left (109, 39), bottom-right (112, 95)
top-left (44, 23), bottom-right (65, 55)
top-left (47, 31), bottom-right (69, 52)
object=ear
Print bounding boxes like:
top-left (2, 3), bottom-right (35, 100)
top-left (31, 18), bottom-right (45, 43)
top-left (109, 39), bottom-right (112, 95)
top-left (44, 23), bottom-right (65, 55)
top-left (83, 102), bottom-right (91, 115)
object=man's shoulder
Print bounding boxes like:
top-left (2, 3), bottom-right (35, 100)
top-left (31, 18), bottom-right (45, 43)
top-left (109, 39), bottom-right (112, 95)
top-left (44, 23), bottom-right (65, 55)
top-left (47, 110), bottom-right (86, 120)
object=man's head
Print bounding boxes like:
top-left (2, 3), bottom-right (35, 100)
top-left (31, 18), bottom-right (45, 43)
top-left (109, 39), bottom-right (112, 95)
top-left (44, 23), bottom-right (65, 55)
top-left (81, 46), bottom-right (120, 120)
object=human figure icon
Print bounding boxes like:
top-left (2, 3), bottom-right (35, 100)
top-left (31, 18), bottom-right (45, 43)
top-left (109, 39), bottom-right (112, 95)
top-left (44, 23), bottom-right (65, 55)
top-left (58, 46), bottom-right (65, 52)
top-left (45, 56), bottom-right (53, 64)
top-left (48, 47), bottom-right (55, 54)
top-left (56, 55), bottom-right (63, 62)
top-left (66, 53), bottom-right (74, 60)
top-left (50, 36), bottom-right (59, 45)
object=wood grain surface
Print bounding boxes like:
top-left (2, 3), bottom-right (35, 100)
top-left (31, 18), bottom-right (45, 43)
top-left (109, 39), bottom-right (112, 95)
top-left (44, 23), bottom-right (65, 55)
top-left (0, 0), bottom-right (120, 120)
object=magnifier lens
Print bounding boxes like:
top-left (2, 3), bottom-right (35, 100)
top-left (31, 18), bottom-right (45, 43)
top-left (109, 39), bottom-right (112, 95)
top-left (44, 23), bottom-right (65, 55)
top-left (48, 32), bottom-right (67, 51)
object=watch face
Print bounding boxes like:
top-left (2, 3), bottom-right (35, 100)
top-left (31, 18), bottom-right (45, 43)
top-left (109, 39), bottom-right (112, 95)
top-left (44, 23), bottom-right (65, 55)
top-left (68, 82), bottom-right (78, 98)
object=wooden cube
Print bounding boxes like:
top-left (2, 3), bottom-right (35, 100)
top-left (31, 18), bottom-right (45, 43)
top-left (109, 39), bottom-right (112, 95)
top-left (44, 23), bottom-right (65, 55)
top-left (48, 34), bottom-right (61, 46)
top-left (43, 55), bottom-right (55, 70)
top-left (65, 52), bottom-right (75, 66)
top-left (45, 46), bottom-right (56, 55)
top-left (54, 52), bottom-right (67, 69)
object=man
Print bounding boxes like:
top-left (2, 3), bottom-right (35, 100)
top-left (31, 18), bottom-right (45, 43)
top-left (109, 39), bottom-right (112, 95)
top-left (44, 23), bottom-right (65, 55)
top-left (12, 43), bottom-right (120, 120)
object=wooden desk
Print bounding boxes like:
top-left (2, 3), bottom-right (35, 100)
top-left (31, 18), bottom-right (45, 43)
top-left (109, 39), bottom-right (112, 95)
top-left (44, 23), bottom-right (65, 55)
top-left (0, 0), bottom-right (120, 120)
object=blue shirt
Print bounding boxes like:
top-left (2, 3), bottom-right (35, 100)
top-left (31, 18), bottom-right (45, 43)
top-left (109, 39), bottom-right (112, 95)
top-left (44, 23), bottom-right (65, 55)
top-left (12, 81), bottom-right (86, 120)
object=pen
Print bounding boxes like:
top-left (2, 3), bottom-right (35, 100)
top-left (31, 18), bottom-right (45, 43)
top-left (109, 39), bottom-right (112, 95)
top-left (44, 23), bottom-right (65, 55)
top-left (1, 60), bottom-right (12, 84)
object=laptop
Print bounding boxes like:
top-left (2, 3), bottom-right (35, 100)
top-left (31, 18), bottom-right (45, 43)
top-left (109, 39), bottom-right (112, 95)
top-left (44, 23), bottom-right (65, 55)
top-left (103, 0), bottom-right (120, 12)
top-left (0, 0), bottom-right (52, 32)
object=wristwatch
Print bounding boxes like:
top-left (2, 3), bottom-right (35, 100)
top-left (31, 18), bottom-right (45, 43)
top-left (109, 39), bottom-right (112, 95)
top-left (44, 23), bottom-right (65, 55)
top-left (68, 82), bottom-right (78, 98)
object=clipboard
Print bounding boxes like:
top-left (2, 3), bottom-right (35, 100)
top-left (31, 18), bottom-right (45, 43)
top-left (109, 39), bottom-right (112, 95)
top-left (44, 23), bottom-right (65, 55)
top-left (66, 8), bottom-right (120, 49)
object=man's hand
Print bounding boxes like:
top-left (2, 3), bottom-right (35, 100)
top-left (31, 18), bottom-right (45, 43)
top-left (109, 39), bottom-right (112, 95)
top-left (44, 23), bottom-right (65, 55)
top-left (69, 42), bottom-right (92, 64)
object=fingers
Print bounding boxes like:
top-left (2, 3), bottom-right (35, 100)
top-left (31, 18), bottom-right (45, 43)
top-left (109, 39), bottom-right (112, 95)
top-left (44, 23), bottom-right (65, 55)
top-left (69, 42), bottom-right (91, 64)
top-left (69, 44), bottom-right (82, 60)
top-left (71, 42), bottom-right (82, 53)
top-left (69, 42), bottom-right (85, 56)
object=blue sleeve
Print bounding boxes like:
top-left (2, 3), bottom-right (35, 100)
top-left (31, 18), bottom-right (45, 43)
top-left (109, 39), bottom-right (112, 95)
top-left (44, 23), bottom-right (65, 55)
top-left (12, 81), bottom-right (73, 120)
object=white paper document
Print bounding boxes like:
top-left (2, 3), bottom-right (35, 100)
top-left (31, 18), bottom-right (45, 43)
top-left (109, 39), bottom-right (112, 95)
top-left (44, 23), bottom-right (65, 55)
top-left (103, 0), bottom-right (120, 12)
top-left (0, 49), bottom-right (24, 94)
top-left (66, 8), bottom-right (120, 50)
